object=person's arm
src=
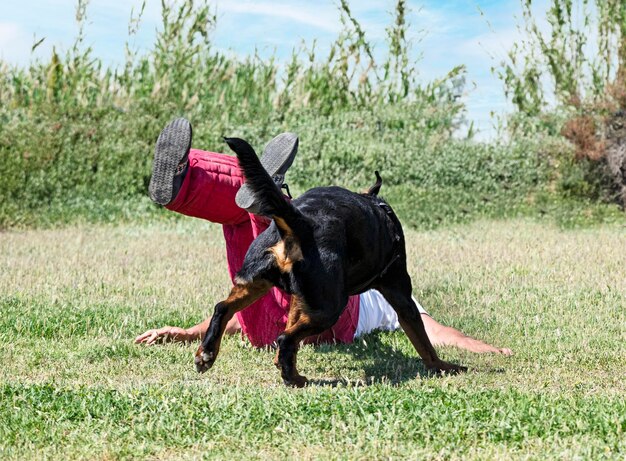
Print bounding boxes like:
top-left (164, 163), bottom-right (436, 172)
top-left (134, 318), bottom-right (210, 345)
top-left (134, 315), bottom-right (242, 345)
top-left (421, 314), bottom-right (512, 355)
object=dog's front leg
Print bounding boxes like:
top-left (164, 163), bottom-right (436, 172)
top-left (195, 279), bottom-right (271, 373)
top-left (274, 296), bottom-right (330, 387)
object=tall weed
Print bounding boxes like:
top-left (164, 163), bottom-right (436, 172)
top-left (498, 0), bottom-right (626, 207)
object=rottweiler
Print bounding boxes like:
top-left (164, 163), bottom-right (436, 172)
top-left (194, 137), bottom-right (466, 387)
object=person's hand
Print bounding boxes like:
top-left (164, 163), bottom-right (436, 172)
top-left (456, 337), bottom-right (514, 355)
top-left (134, 326), bottom-right (191, 345)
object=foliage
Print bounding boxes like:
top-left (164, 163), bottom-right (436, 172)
top-left (0, 0), bottom-right (623, 228)
top-left (0, 0), bottom-right (470, 228)
top-left (499, 0), bottom-right (626, 115)
top-left (498, 0), bottom-right (626, 208)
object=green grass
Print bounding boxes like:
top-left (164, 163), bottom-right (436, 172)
top-left (1, 219), bottom-right (624, 459)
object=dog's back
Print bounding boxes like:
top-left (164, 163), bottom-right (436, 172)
top-left (292, 185), bottom-right (403, 296)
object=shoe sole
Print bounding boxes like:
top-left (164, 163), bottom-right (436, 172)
top-left (235, 132), bottom-right (299, 211)
top-left (149, 118), bottom-right (192, 206)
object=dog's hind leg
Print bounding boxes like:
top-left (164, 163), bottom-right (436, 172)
top-left (195, 279), bottom-right (271, 373)
top-left (275, 296), bottom-right (336, 387)
top-left (376, 270), bottom-right (467, 375)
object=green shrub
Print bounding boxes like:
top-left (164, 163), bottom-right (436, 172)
top-left (0, 0), bottom-right (621, 229)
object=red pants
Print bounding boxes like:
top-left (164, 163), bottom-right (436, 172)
top-left (165, 149), bottom-right (360, 347)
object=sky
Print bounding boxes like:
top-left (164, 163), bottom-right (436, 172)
top-left (0, 0), bottom-right (548, 139)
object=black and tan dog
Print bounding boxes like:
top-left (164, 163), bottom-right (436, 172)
top-left (194, 137), bottom-right (466, 387)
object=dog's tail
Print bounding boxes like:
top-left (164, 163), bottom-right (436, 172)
top-left (366, 171), bottom-right (383, 196)
top-left (224, 137), bottom-right (303, 236)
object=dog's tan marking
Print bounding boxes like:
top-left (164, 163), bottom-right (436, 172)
top-left (275, 295), bottom-right (306, 367)
top-left (276, 295), bottom-right (315, 387)
top-left (195, 279), bottom-right (271, 371)
top-left (269, 239), bottom-right (303, 273)
top-left (286, 295), bottom-right (305, 329)
top-left (222, 282), bottom-right (269, 310)
top-left (273, 216), bottom-right (293, 236)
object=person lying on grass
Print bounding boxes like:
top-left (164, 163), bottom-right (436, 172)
top-left (135, 118), bottom-right (512, 356)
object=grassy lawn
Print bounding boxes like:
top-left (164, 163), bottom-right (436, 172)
top-left (1, 219), bottom-right (624, 460)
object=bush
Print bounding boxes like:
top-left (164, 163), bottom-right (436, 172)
top-left (0, 0), bottom-right (621, 229)
top-left (0, 0), bottom-right (477, 228)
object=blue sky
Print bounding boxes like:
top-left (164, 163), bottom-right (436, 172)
top-left (0, 0), bottom-right (548, 139)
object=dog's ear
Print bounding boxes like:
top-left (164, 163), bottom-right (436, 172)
top-left (366, 171), bottom-right (383, 196)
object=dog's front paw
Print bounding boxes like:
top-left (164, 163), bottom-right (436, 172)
top-left (283, 374), bottom-right (308, 388)
top-left (429, 361), bottom-right (467, 376)
top-left (194, 346), bottom-right (216, 373)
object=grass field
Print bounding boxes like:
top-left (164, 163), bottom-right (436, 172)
top-left (1, 218), bottom-right (625, 460)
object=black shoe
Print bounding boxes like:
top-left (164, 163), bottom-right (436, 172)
top-left (149, 118), bottom-right (192, 206)
top-left (235, 132), bottom-right (299, 213)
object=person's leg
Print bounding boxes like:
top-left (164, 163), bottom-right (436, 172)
top-left (149, 118), bottom-right (192, 206)
top-left (149, 118), bottom-right (250, 225)
top-left (144, 119), bottom-right (360, 347)
top-left (235, 133), bottom-right (298, 214)
top-left (166, 149), bottom-right (250, 225)
top-left (146, 119), bottom-right (302, 347)
top-left (152, 119), bottom-right (299, 226)
top-left (356, 289), bottom-right (512, 355)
